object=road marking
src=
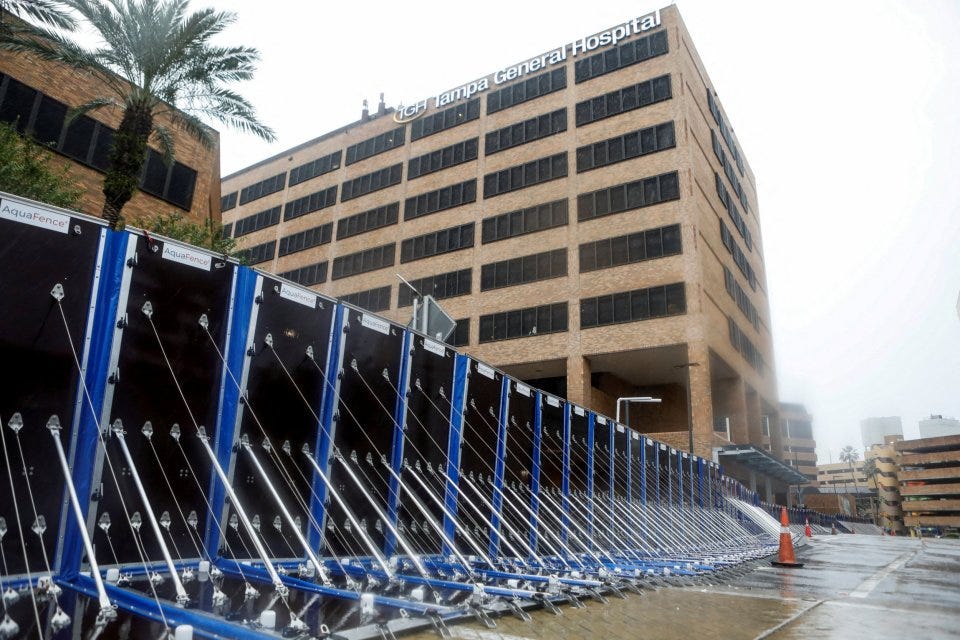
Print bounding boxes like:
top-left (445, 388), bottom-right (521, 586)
top-left (849, 550), bottom-right (917, 598)
top-left (752, 600), bottom-right (823, 640)
top-left (450, 628), bottom-right (536, 640)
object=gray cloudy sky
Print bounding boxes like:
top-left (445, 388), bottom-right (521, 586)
top-left (214, 0), bottom-right (960, 462)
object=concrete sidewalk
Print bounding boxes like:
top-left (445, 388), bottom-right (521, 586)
top-left (406, 535), bottom-right (960, 640)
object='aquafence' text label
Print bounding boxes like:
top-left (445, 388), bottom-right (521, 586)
top-left (0, 198), bottom-right (70, 234)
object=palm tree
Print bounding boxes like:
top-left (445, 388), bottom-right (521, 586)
top-left (0, 1), bottom-right (76, 31)
top-left (861, 456), bottom-right (881, 525)
top-left (839, 445), bottom-right (861, 515)
top-left (0, 0), bottom-right (275, 228)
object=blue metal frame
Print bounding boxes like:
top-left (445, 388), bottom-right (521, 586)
top-left (488, 373), bottom-right (510, 558)
top-left (442, 354), bottom-right (468, 552)
top-left (585, 411), bottom-right (595, 539)
top-left (385, 330), bottom-right (413, 557)
top-left (561, 403), bottom-right (571, 543)
top-left (529, 392), bottom-right (543, 552)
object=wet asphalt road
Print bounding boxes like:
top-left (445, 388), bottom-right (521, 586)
top-left (405, 534), bottom-right (960, 640)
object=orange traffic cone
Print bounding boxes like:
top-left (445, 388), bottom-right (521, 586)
top-left (771, 506), bottom-right (804, 568)
top-left (804, 518), bottom-right (812, 538)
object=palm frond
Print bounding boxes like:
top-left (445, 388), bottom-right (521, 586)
top-left (1, 0), bottom-right (78, 30)
top-left (151, 123), bottom-right (175, 166)
top-left (65, 96), bottom-right (118, 125)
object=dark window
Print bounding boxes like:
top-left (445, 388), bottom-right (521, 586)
top-left (728, 316), bottom-right (764, 373)
top-left (60, 114), bottom-right (96, 162)
top-left (289, 150), bottom-right (342, 186)
top-left (579, 223), bottom-right (681, 272)
top-left (400, 223), bottom-right (474, 263)
top-left (345, 127), bottom-right (405, 165)
top-left (408, 137), bottom-right (478, 179)
top-left (239, 172), bottom-right (286, 205)
top-left (32, 94), bottom-right (66, 145)
top-left (341, 286), bottom-right (391, 313)
top-left (234, 205), bottom-right (281, 236)
top-left (480, 248), bottom-right (566, 290)
top-left (411, 98), bottom-right (480, 141)
top-left (398, 269), bottom-right (471, 307)
top-left (487, 68), bottom-right (566, 114)
top-left (575, 74), bottom-right (672, 126)
top-left (283, 185), bottom-right (338, 220)
top-left (238, 240), bottom-right (276, 266)
top-left (0, 77), bottom-right (37, 133)
top-left (140, 149), bottom-right (168, 197)
top-left (578, 171), bottom-right (680, 222)
top-left (331, 243), bottom-right (395, 280)
top-left (404, 179), bottom-right (476, 220)
top-left (279, 261), bottom-right (328, 286)
top-left (220, 191), bottom-right (238, 212)
top-left (707, 89), bottom-right (745, 176)
top-left (448, 319), bottom-right (470, 347)
top-left (719, 220), bottom-right (757, 290)
top-left (574, 30), bottom-right (668, 83)
top-left (483, 152), bottom-right (567, 198)
top-left (278, 222), bottom-right (333, 257)
top-left (341, 163), bottom-right (402, 201)
top-left (485, 109), bottom-right (566, 155)
top-left (576, 121), bottom-right (675, 172)
top-left (166, 162), bottom-right (196, 210)
top-left (336, 202), bottom-right (399, 240)
top-left (723, 266), bottom-right (761, 332)
top-left (89, 126), bottom-right (114, 171)
top-left (221, 223), bottom-right (233, 239)
top-left (580, 282), bottom-right (686, 329)
top-left (478, 302), bottom-right (568, 343)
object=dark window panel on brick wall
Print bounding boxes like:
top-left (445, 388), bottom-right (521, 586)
top-left (408, 138), bottom-right (478, 179)
top-left (719, 220), bottom-right (756, 291)
top-left (289, 150), bottom-right (342, 186)
top-left (234, 205), bottom-right (281, 236)
top-left (220, 191), bottom-right (238, 212)
top-left (579, 223), bottom-right (681, 272)
top-left (340, 163), bottom-right (402, 201)
top-left (577, 171), bottom-right (679, 222)
top-left (284, 186), bottom-right (338, 221)
top-left (478, 302), bottom-right (568, 343)
top-left (404, 179), bottom-right (476, 220)
top-left (411, 98), bottom-right (480, 141)
top-left (238, 240), bottom-right (276, 266)
top-left (485, 109), bottom-right (566, 155)
top-left (574, 29), bottom-right (668, 83)
top-left (482, 199), bottom-right (568, 244)
top-left (715, 172), bottom-right (751, 250)
top-left (0, 75), bottom-right (36, 133)
top-left (448, 319), bottom-right (470, 347)
top-left (723, 265), bottom-right (760, 332)
top-left (346, 127), bottom-right (405, 165)
top-left (239, 172), bottom-right (286, 205)
top-left (483, 152), bottom-right (567, 198)
top-left (575, 74), bottom-right (671, 126)
top-left (279, 261), bottom-right (328, 287)
top-left (480, 248), bottom-right (566, 291)
top-left (341, 286), bottom-right (391, 313)
top-left (331, 243), bottom-right (395, 280)
top-left (221, 222), bottom-right (233, 239)
top-left (708, 89), bottom-right (745, 175)
top-left (398, 269), bottom-right (472, 307)
top-left (580, 282), bottom-right (685, 329)
top-left (400, 223), bottom-right (474, 263)
top-left (278, 222), bottom-right (333, 257)
top-left (487, 68), bottom-right (566, 115)
top-left (577, 121), bottom-right (675, 172)
top-left (728, 316), bottom-right (764, 373)
top-left (337, 202), bottom-right (400, 240)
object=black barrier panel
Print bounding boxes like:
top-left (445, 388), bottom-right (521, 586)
top-left (567, 408), bottom-right (590, 536)
top-left (592, 419), bottom-right (613, 537)
top-left (630, 436), bottom-right (645, 501)
top-left (326, 308), bottom-right (403, 558)
top-left (93, 235), bottom-right (233, 565)
top-left (400, 336), bottom-right (456, 555)
top-left (457, 360), bottom-right (501, 551)
top-left (655, 443), bottom-right (671, 504)
top-left (0, 209), bottom-right (102, 576)
top-left (537, 396), bottom-right (565, 551)
top-left (612, 425), bottom-right (629, 499)
top-left (225, 278), bottom-right (334, 559)
top-left (501, 381), bottom-right (536, 548)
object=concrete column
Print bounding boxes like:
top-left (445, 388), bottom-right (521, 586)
top-left (745, 388), bottom-right (762, 445)
top-left (765, 476), bottom-right (773, 503)
top-left (686, 343), bottom-right (713, 458)
top-left (713, 375), bottom-right (748, 443)
top-left (566, 355), bottom-right (592, 409)
top-left (749, 470), bottom-right (757, 493)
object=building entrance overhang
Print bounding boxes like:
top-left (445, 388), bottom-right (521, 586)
top-left (715, 444), bottom-right (809, 485)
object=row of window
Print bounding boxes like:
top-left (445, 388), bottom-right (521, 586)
top-left (336, 202), bottom-right (399, 240)
top-left (278, 222), bottom-right (332, 257)
top-left (576, 121), bottom-right (675, 173)
top-left (234, 205), bottom-right (280, 237)
top-left (483, 152), bottom-right (567, 198)
top-left (408, 137), bottom-right (478, 180)
top-left (410, 98), bottom-right (481, 141)
top-left (481, 199), bottom-right (568, 244)
top-left (719, 220), bottom-right (757, 290)
top-left (340, 285), bottom-right (392, 313)
top-left (0, 74), bottom-right (197, 211)
top-left (448, 319), bottom-right (470, 347)
top-left (239, 240), bottom-right (276, 266)
top-left (221, 192), bottom-right (237, 212)
top-left (485, 108), bottom-right (566, 155)
top-left (707, 89), bottom-right (744, 175)
top-left (723, 266), bottom-right (760, 332)
top-left (711, 130), bottom-right (749, 213)
top-left (404, 179), bottom-right (477, 220)
top-left (480, 248), bottom-right (567, 291)
top-left (577, 171), bottom-right (680, 222)
top-left (340, 163), bottom-right (402, 201)
top-left (478, 302), bottom-right (568, 343)
top-left (728, 316), bottom-right (764, 373)
top-left (221, 222), bottom-right (233, 239)
top-left (579, 223), bottom-right (681, 273)
top-left (580, 283), bottom-right (686, 329)
top-left (398, 269), bottom-right (472, 307)
top-left (574, 29), bottom-right (668, 83)
top-left (279, 260), bottom-right (328, 287)
top-left (331, 243), bottom-right (395, 280)
top-left (284, 186), bottom-right (338, 221)
top-left (240, 172), bottom-right (286, 206)
top-left (575, 74), bottom-right (671, 127)
top-left (399, 222), bottom-right (474, 263)
top-left (488, 66), bottom-right (567, 114)
top-left (346, 127), bottom-right (405, 165)
top-left (289, 150), bottom-right (342, 187)
top-left (715, 173), bottom-right (752, 251)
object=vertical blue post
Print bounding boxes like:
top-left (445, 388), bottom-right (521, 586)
top-left (385, 331), bottom-right (413, 557)
top-left (586, 413), bottom-right (595, 541)
top-left (529, 392), bottom-right (543, 553)
top-left (677, 451), bottom-right (684, 509)
top-left (442, 355), bottom-right (468, 552)
top-left (667, 448), bottom-right (673, 508)
top-left (489, 375), bottom-right (510, 559)
top-left (640, 440), bottom-right (647, 505)
top-left (625, 432), bottom-right (632, 503)
top-left (561, 404), bottom-right (571, 544)
top-left (654, 443), bottom-right (660, 507)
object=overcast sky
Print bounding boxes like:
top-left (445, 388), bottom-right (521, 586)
top-left (213, 0), bottom-right (960, 462)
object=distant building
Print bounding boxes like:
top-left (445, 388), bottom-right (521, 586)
top-left (816, 459), bottom-right (875, 494)
top-left (861, 416), bottom-right (903, 449)
top-left (779, 402), bottom-right (817, 485)
top-left (895, 434), bottom-right (960, 533)
top-left (919, 415), bottom-right (960, 439)
top-left (865, 443), bottom-right (905, 533)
